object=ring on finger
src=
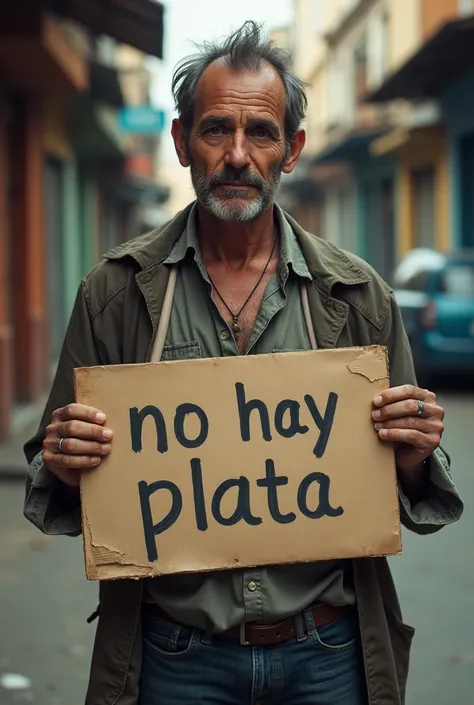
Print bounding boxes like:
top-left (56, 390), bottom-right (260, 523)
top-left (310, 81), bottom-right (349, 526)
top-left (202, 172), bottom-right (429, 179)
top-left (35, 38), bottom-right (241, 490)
top-left (58, 437), bottom-right (67, 453)
top-left (416, 400), bottom-right (424, 417)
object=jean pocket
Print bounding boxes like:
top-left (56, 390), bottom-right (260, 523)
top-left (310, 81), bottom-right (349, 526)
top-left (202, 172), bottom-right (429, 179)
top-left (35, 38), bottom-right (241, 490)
top-left (309, 614), bottom-right (358, 654)
top-left (143, 615), bottom-right (197, 658)
top-left (161, 341), bottom-right (202, 361)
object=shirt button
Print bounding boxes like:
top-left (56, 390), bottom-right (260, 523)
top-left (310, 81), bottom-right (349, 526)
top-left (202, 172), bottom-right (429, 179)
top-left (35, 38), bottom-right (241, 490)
top-left (247, 580), bottom-right (257, 592)
top-left (220, 330), bottom-right (230, 341)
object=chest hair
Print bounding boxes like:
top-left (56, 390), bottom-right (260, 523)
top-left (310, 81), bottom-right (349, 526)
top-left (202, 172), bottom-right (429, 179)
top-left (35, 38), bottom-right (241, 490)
top-left (207, 262), bottom-right (278, 353)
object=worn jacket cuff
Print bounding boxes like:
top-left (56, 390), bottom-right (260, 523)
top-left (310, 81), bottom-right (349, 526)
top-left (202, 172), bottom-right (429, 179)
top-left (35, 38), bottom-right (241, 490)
top-left (398, 447), bottom-right (463, 534)
top-left (24, 452), bottom-right (82, 537)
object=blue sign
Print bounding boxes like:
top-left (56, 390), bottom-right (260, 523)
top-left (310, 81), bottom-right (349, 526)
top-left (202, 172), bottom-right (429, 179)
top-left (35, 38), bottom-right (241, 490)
top-left (118, 106), bottom-right (166, 134)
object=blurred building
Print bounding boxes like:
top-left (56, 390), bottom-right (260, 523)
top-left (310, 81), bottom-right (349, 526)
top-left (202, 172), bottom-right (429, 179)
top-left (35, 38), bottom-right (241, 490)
top-left (277, 0), bottom-right (474, 278)
top-left (0, 0), bottom-right (167, 438)
top-left (369, 4), bottom-right (474, 254)
top-left (116, 44), bottom-right (170, 235)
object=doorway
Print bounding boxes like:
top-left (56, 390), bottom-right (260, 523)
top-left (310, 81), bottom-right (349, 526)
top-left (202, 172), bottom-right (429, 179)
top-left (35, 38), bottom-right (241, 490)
top-left (460, 132), bottom-right (474, 248)
top-left (44, 158), bottom-right (66, 362)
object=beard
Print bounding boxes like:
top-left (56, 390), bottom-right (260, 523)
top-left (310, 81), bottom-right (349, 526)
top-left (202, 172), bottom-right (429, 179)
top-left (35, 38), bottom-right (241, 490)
top-left (190, 159), bottom-right (284, 222)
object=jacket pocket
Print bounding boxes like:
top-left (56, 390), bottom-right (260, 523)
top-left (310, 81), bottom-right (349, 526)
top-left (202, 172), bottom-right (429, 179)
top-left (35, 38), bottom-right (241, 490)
top-left (162, 341), bottom-right (202, 361)
top-left (386, 608), bottom-right (415, 699)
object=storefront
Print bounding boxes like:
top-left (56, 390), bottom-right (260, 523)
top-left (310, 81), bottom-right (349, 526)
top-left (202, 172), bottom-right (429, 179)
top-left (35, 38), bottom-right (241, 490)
top-left (368, 16), bottom-right (474, 252)
top-left (442, 68), bottom-right (474, 249)
top-left (0, 0), bottom-right (165, 438)
top-left (354, 158), bottom-right (396, 282)
top-left (313, 129), bottom-right (396, 281)
top-left (370, 125), bottom-right (450, 258)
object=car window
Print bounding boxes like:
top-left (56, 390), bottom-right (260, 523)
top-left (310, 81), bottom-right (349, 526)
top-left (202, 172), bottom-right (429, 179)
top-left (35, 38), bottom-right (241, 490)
top-left (441, 265), bottom-right (474, 297)
top-left (393, 249), bottom-right (444, 291)
top-left (393, 269), bottom-right (431, 291)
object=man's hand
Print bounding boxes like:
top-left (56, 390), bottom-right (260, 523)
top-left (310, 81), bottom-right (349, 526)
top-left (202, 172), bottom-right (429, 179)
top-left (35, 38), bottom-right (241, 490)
top-left (42, 404), bottom-right (113, 488)
top-left (372, 385), bottom-right (445, 499)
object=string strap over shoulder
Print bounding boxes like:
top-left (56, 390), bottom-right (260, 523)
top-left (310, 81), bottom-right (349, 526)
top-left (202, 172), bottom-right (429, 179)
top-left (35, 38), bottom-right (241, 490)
top-left (150, 266), bottom-right (178, 363)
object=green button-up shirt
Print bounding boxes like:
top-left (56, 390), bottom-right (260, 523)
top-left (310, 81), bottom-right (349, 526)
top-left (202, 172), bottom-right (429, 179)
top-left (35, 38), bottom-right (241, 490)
top-left (143, 204), bottom-right (355, 632)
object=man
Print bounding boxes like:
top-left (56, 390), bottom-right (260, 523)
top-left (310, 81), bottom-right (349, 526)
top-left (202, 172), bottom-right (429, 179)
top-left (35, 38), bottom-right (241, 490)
top-left (24, 21), bottom-right (462, 705)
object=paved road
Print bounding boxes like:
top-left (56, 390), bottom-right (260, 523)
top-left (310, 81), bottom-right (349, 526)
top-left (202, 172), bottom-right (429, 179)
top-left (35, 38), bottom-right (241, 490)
top-left (0, 487), bottom-right (96, 705)
top-left (0, 388), bottom-right (472, 705)
top-left (389, 385), bottom-right (474, 705)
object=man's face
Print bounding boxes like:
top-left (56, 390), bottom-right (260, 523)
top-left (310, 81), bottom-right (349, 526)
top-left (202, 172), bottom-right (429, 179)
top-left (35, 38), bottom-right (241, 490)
top-left (181, 61), bottom-right (290, 222)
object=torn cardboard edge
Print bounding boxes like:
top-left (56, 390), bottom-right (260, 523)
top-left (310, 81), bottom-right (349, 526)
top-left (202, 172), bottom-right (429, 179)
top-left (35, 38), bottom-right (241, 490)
top-left (346, 346), bottom-right (389, 382)
top-left (84, 550), bottom-right (405, 582)
top-left (81, 499), bottom-right (403, 582)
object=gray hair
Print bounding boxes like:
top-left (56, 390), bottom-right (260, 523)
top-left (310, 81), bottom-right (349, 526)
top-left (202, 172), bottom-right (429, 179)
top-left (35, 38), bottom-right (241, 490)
top-left (172, 21), bottom-right (308, 144)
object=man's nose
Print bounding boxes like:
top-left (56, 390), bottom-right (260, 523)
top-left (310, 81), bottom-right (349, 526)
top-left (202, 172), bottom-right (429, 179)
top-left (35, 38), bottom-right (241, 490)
top-left (225, 130), bottom-right (251, 169)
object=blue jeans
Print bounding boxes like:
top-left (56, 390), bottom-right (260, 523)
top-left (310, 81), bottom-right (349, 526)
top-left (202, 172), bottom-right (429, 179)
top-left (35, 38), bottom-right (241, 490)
top-left (138, 608), bottom-right (367, 704)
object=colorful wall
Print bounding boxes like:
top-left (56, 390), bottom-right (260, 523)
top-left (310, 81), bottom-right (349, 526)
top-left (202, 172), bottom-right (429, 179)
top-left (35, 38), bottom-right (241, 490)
top-left (395, 126), bottom-right (450, 257)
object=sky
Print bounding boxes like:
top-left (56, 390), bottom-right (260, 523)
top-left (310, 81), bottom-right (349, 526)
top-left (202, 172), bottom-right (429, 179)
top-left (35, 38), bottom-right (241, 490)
top-left (151, 0), bottom-right (293, 162)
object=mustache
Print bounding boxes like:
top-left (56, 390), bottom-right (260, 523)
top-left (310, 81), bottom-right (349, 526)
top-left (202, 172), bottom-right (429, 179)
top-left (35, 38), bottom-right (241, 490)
top-left (207, 168), bottom-right (263, 190)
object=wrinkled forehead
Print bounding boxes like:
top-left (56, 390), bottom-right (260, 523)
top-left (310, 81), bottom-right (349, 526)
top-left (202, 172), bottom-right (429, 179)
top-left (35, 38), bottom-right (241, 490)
top-left (193, 59), bottom-right (286, 126)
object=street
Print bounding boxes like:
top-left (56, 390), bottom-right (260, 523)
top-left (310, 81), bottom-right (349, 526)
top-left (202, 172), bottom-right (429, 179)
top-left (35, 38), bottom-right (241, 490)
top-left (0, 386), bottom-right (472, 705)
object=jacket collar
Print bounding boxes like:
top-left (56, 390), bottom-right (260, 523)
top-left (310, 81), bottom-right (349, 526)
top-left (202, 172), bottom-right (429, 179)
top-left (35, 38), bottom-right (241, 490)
top-left (163, 201), bottom-right (312, 284)
top-left (104, 203), bottom-right (195, 270)
top-left (283, 212), bottom-right (371, 292)
top-left (104, 201), bottom-right (371, 294)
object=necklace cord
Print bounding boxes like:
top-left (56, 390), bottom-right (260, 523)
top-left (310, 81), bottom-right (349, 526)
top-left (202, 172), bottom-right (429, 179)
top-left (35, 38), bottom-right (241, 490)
top-left (207, 234), bottom-right (277, 334)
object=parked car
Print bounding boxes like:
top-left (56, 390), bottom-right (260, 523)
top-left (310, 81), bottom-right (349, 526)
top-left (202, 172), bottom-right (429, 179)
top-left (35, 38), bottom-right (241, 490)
top-left (393, 248), bottom-right (474, 383)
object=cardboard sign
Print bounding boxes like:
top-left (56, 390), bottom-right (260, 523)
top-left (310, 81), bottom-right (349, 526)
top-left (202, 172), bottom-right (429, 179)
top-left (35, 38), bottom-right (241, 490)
top-left (75, 346), bottom-right (401, 581)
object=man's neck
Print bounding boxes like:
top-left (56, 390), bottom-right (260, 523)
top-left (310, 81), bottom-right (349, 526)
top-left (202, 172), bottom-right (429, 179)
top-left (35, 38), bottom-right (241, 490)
top-left (196, 203), bottom-right (277, 271)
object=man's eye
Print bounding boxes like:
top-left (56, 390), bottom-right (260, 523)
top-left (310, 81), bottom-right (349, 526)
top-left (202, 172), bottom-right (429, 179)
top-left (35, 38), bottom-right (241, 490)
top-left (207, 126), bottom-right (223, 135)
top-left (252, 128), bottom-right (269, 138)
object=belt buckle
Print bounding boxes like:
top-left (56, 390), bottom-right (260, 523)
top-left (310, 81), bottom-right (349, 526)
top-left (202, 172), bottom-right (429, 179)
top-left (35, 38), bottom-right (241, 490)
top-left (239, 622), bottom-right (250, 646)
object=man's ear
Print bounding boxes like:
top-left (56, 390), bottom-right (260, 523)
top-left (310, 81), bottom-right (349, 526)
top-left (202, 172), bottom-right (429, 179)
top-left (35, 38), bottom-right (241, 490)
top-left (282, 129), bottom-right (306, 175)
top-left (172, 119), bottom-right (191, 167)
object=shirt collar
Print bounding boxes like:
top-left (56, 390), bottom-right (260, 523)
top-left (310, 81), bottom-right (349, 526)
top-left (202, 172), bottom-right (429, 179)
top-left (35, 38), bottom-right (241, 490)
top-left (164, 202), bottom-right (312, 283)
top-left (274, 203), bottom-right (312, 282)
top-left (164, 202), bottom-right (201, 265)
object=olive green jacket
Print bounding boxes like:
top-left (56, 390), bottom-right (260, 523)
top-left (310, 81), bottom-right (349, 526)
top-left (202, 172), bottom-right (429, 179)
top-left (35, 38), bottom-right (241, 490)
top-left (24, 203), bottom-right (463, 705)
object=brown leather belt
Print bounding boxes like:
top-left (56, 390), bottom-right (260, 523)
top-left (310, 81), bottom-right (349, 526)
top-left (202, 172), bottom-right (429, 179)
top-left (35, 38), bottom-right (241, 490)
top-left (223, 604), bottom-right (350, 646)
top-left (144, 603), bottom-right (351, 647)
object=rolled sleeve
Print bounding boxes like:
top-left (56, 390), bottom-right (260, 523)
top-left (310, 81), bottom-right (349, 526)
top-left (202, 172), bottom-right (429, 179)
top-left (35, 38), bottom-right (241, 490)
top-left (23, 280), bottom-right (100, 538)
top-left (24, 452), bottom-right (82, 537)
top-left (378, 293), bottom-right (464, 534)
top-left (398, 447), bottom-right (464, 535)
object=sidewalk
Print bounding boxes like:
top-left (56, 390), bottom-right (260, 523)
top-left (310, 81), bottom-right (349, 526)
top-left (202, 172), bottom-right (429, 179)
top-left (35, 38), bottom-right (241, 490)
top-left (0, 404), bottom-right (44, 480)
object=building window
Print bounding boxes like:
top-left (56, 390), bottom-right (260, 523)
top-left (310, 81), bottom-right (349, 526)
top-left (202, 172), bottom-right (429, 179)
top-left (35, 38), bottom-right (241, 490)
top-left (353, 36), bottom-right (368, 105)
top-left (342, 0), bottom-right (358, 13)
top-left (459, 0), bottom-right (473, 17)
top-left (327, 53), bottom-right (345, 127)
top-left (308, 0), bottom-right (322, 35)
top-left (411, 166), bottom-right (436, 249)
top-left (96, 36), bottom-right (118, 66)
top-left (368, 8), bottom-right (389, 88)
top-left (378, 10), bottom-right (389, 79)
top-left (44, 158), bottom-right (66, 361)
